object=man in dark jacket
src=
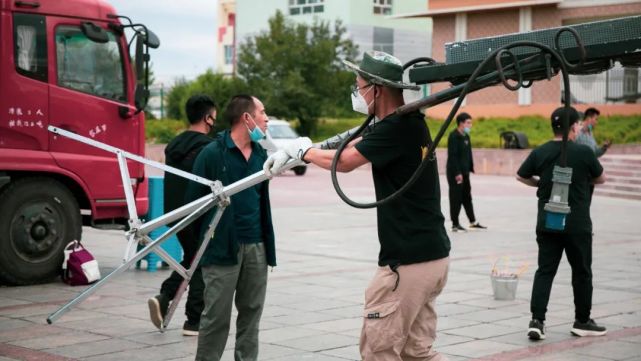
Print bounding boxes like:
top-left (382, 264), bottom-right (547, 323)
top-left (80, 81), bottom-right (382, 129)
top-left (147, 94), bottom-right (217, 336)
top-left (446, 112), bottom-right (486, 232)
top-left (187, 95), bottom-right (275, 361)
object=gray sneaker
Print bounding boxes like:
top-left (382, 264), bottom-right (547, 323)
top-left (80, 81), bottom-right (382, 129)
top-left (148, 294), bottom-right (169, 330)
top-left (571, 319), bottom-right (607, 337)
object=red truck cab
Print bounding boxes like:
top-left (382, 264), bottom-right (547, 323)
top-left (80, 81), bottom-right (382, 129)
top-left (0, 0), bottom-right (155, 285)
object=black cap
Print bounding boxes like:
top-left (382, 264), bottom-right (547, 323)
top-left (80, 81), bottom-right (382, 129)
top-left (551, 106), bottom-right (579, 130)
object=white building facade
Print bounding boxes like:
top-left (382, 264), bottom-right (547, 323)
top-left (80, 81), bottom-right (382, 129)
top-left (216, 0), bottom-right (432, 75)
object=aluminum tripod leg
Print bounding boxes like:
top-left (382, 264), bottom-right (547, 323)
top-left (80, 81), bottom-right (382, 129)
top-left (47, 198), bottom-right (218, 324)
top-left (162, 205), bottom-right (226, 331)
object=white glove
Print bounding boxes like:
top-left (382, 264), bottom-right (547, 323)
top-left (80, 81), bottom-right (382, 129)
top-left (263, 150), bottom-right (291, 177)
top-left (284, 137), bottom-right (313, 160)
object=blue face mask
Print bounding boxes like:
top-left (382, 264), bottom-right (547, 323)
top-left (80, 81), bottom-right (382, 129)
top-left (463, 126), bottom-right (471, 134)
top-left (587, 124), bottom-right (593, 131)
top-left (246, 115), bottom-right (266, 142)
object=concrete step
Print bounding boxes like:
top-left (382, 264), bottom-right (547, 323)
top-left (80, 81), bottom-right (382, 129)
top-left (607, 175), bottom-right (641, 185)
top-left (597, 183), bottom-right (641, 193)
top-left (605, 169), bottom-right (641, 178)
top-left (594, 188), bottom-right (641, 201)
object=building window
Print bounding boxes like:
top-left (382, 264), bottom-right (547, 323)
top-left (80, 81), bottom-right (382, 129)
top-left (373, 0), bottom-right (392, 15)
top-left (373, 27), bottom-right (393, 55)
top-left (224, 45), bottom-right (234, 65)
top-left (289, 0), bottom-right (324, 15)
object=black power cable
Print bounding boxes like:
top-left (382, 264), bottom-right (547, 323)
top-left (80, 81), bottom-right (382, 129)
top-left (329, 29), bottom-right (586, 209)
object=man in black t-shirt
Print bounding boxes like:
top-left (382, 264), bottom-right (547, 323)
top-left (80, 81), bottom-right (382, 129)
top-left (147, 95), bottom-right (217, 336)
top-left (517, 106), bottom-right (607, 342)
top-left (264, 51), bottom-right (451, 361)
top-left (446, 112), bottom-right (486, 232)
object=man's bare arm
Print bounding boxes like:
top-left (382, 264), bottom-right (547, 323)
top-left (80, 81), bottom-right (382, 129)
top-left (304, 146), bottom-right (368, 173)
top-left (592, 172), bottom-right (606, 185)
top-left (517, 175), bottom-right (539, 187)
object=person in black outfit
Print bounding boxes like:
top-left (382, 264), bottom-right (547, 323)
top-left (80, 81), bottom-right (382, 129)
top-left (446, 112), bottom-right (486, 232)
top-left (517, 106), bottom-right (607, 341)
top-left (147, 94), bottom-right (217, 336)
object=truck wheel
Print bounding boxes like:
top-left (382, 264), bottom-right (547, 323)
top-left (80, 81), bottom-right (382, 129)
top-left (293, 166), bottom-right (307, 176)
top-left (0, 178), bottom-right (81, 285)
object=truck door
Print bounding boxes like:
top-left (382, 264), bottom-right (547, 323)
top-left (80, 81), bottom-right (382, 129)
top-left (47, 17), bottom-right (141, 219)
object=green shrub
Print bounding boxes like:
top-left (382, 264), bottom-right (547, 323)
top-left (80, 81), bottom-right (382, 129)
top-left (312, 117), bottom-right (364, 142)
top-left (145, 118), bottom-right (187, 144)
top-left (313, 114), bottom-right (641, 148)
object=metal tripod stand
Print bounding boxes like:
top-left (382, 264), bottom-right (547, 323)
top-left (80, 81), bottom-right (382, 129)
top-left (45, 126), bottom-right (303, 331)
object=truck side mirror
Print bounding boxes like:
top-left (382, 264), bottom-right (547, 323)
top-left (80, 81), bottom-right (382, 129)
top-left (144, 29), bottom-right (160, 49)
top-left (81, 22), bottom-right (108, 43)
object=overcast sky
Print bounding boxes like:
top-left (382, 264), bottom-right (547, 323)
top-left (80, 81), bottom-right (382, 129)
top-left (109, 0), bottom-right (219, 86)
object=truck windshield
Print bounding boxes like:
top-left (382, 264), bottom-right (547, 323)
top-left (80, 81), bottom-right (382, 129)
top-left (55, 26), bottom-right (125, 102)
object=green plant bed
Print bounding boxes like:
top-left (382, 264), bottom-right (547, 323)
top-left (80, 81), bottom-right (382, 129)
top-left (312, 114), bottom-right (641, 148)
top-left (145, 118), bottom-right (187, 144)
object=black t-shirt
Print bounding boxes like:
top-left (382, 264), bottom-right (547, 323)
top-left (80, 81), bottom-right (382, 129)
top-left (517, 141), bottom-right (603, 234)
top-left (355, 111), bottom-right (450, 266)
top-left (446, 130), bottom-right (474, 176)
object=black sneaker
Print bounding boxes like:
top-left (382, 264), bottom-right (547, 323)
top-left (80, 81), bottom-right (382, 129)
top-left (571, 319), bottom-right (607, 337)
top-left (451, 224), bottom-right (468, 233)
top-left (528, 319), bottom-right (546, 340)
top-left (147, 294), bottom-right (169, 330)
top-left (469, 222), bottom-right (487, 230)
top-left (182, 320), bottom-right (199, 336)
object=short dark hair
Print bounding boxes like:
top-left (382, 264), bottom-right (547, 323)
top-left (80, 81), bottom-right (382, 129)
top-left (185, 94), bottom-right (216, 124)
top-left (584, 107), bottom-right (600, 118)
top-left (550, 106), bottom-right (579, 135)
top-left (456, 112), bottom-right (472, 125)
top-left (224, 94), bottom-right (256, 126)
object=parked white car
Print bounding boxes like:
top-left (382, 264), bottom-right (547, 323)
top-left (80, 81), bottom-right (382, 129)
top-left (260, 119), bottom-right (307, 176)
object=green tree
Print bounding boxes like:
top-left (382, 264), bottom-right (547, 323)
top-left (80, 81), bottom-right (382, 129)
top-left (237, 11), bottom-right (358, 136)
top-left (164, 71), bottom-right (249, 132)
top-left (166, 77), bottom-right (191, 120)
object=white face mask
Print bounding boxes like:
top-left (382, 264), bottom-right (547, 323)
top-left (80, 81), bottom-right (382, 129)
top-left (351, 85), bottom-right (374, 115)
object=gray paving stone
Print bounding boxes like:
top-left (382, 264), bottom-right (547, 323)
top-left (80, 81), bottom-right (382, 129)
top-left (0, 317), bottom-right (33, 332)
top-left (259, 326), bottom-right (327, 343)
top-left (574, 340), bottom-right (641, 360)
top-left (47, 338), bottom-right (147, 358)
top-left (272, 333), bottom-right (358, 352)
top-left (444, 322), bottom-right (522, 339)
top-left (437, 316), bottom-right (481, 331)
top-left (1, 174), bottom-right (640, 361)
top-left (438, 339), bottom-right (522, 358)
top-left (83, 342), bottom-right (193, 361)
top-left (9, 330), bottom-right (108, 350)
top-left (319, 344), bottom-right (360, 360)
top-left (522, 351), bottom-right (611, 361)
top-left (455, 309), bottom-right (524, 323)
top-left (434, 333), bottom-right (475, 347)
top-left (302, 317), bottom-right (362, 333)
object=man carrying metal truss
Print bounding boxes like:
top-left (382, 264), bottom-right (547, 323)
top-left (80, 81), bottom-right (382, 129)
top-left (265, 51), bottom-right (452, 361)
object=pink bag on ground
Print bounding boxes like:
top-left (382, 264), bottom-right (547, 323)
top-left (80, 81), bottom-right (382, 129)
top-left (61, 240), bottom-right (101, 286)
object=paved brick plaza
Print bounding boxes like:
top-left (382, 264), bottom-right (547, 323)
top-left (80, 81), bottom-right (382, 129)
top-left (1, 166), bottom-right (640, 360)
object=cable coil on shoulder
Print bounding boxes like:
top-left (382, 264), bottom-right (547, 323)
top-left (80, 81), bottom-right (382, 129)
top-left (330, 29), bottom-right (587, 208)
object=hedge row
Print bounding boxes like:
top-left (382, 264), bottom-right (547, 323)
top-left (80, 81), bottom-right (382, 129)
top-left (146, 114), bottom-right (641, 148)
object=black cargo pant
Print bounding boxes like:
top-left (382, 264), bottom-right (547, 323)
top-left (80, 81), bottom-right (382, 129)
top-left (160, 227), bottom-right (204, 323)
top-left (447, 172), bottom-right (476, 226)
top-left (531, 231), bottom-right (593, 323)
